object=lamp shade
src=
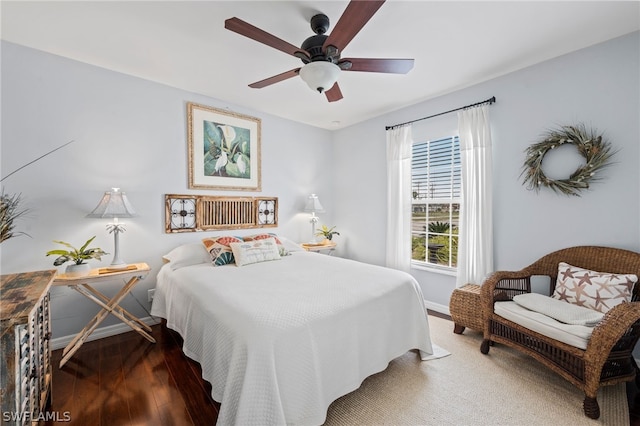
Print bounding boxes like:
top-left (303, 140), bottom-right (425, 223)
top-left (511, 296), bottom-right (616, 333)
top-left (304, 193), bottom-right (325, 213)
top-left (299, 62), bottom-right (340, 93)
top-left (86, 188), bottom-right (137, 218)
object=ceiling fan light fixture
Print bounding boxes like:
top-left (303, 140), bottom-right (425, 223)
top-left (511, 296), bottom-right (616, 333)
top-left (299, 61), bottom-right (340, 93)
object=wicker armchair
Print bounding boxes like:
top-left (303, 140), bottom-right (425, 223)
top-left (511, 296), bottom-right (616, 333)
top-left (480, 246), bottom-right (640, 419)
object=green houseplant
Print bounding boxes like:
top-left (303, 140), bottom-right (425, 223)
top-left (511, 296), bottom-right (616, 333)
top-left (315, 225), bottom-right (340, 243)
top-left (0, 191), bottom-right (29, 243)
top-left (46, 236), bottom-right (107, 276)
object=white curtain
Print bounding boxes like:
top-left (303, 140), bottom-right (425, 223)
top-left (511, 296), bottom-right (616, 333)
top-left (386, 124), bottom-right (413, 272)
top-left (456, 105), bottom-right (493, 287)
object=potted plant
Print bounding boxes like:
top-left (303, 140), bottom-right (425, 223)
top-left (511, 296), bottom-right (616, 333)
top-left (46, 236), bottom-right (107, 276)
top-left (0, 191), bottom-right (30, 243)
top-left (315, 225), bottom-right (340, 244)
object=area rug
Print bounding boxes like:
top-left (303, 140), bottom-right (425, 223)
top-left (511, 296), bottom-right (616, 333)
top-left (323, 315), bottom-right (628, 426)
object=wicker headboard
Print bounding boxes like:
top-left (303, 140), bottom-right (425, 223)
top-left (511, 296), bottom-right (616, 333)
top-left (165, 194), bottom-right (277, 233)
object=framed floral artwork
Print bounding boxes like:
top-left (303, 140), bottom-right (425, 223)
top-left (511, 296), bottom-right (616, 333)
top-left (187, 102), bottom-right (261, 191)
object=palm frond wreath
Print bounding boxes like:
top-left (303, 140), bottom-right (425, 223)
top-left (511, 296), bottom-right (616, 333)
top-left (520, 124), bottom-right (616, 196)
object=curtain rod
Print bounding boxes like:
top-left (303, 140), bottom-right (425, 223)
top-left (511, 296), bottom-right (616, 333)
top-left (385, 96), bottom-right (496, 131)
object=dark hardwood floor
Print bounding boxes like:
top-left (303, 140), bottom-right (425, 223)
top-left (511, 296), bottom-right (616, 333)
top-left (46, 323), bottom-right (220, 425)
top-left (45, 314), bottom-right (640, 426)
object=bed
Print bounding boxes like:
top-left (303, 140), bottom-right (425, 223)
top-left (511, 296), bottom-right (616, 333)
top-left (150, 237), bottom-right (434, 425)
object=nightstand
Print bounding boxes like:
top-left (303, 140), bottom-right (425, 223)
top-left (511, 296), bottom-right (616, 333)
top-left (52, 263), bottom-right (155, 367)
top-left (301, 241), bottom-right (336, 255)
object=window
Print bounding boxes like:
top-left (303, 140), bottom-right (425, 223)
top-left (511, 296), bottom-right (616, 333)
top-left (411, 136), bottom-right (460, 269)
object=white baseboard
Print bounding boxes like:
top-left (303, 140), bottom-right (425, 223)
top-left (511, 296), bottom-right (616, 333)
top-left (424, 300), bottom-right (450, 316)
top-left (51, 316), bottom-right (161, 350)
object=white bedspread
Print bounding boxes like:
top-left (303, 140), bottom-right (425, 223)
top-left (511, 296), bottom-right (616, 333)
top-left (150, 251), bottom-right (433, 425)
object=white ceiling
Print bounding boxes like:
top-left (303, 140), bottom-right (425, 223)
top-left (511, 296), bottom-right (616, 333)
top-left (2, 1), bottom-right (639, 130)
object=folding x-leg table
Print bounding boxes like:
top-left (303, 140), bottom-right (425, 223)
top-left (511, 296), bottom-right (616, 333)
top-left (52, 262), bottom-right (155, 367)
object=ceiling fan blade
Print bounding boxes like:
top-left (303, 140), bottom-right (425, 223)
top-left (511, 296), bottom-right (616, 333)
top-left (225, 17), bottom-right (304, 58)
top-left (323, 0), bottom-right (385, 52)
top-left (325, 83), bottom-right (343, 102)
top-left (249, 68), bottom-right (301, 89)
top-left (340, 58), bottom-right (414, 74)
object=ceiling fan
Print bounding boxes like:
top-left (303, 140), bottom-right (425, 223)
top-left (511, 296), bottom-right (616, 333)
top-left (224, 0), bottom-right (414, 102)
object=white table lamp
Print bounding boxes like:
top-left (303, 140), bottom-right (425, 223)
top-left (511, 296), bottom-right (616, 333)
top-left (304, 193), bottom-right (325, 243)
top-left (86, 188), bottom-right (137, 269)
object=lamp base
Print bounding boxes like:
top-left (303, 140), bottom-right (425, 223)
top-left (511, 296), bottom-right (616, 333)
top-left (108, 226), bottom-right (128, 270)
top-left (309, 214), bottom-right (320, 245)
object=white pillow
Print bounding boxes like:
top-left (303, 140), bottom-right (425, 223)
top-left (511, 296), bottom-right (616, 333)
top-left (162, 243), bottom-right (211, 270)
top-left (242, 233), bottom-right (291, 256)
top-left (229, 237), bottom-right (281, 267)
top-left (277, 236), bottom-right (306, 253)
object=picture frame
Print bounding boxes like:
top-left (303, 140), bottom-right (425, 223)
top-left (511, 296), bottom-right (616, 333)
top-left (165, 195), bottom-right (198, 232)
top-left (256, 197), bottom-right (278, 226)
top-left (187, 102), bottom-right (261, 191)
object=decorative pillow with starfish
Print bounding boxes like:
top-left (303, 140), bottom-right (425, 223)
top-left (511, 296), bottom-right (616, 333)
top-left (552, 262), bottom-right (637, 313)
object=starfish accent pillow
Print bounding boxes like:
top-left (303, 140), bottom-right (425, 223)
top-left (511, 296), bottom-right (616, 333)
top-left (552, 262), bottom-right (637, 313)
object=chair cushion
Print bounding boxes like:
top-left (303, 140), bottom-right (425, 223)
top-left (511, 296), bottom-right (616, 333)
top-left (494, 301), bottom-right (594, 350)
top-left (552, 262), bottom-right (637, 313)
top-left (513, 293), bottom-right (604, 326)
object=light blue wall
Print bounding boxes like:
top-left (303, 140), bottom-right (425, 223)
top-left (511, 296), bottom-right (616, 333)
top-left (333, 31), bottom-right (640, 306)
top-left (0, 41), bottom-right (335, 339)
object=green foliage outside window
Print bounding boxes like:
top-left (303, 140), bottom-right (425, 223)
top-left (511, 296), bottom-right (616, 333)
top-left (428, 221), bottom-right (450, 233)
top-left (430, 231), bottom-right (458, 266)
top-left (412, 224), bottom-right (458, 266)
top-left (412, 234), bottom-right (427, 261)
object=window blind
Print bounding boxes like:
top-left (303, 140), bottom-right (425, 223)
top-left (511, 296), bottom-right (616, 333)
top-left (412, 136), bottom-right (460, 200)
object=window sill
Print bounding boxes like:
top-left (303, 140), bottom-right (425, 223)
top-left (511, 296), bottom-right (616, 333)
top-left (411, 262), bottom-right (457, 277)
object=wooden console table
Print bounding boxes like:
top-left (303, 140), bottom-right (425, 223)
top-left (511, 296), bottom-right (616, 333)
top-left (52, 263), bottom-right (155, 368)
